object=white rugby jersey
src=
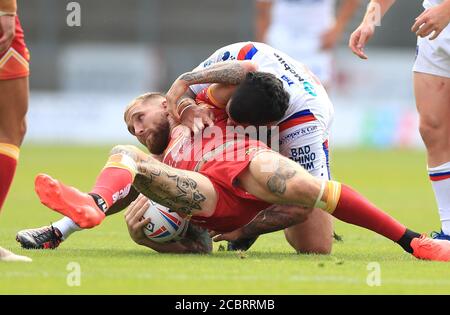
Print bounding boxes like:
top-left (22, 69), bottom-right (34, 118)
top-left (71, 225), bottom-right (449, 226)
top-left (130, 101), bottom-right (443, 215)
top-left (189, 42), bottom-right (333, 127)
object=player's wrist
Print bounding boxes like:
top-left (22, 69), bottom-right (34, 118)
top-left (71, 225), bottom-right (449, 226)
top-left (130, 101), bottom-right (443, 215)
top-left (179, 104), bottom-right (196, 119)
top-left (360, 19), bottom-right (377, 31)
top-left (362, 2), bottom-right (382, 28)
top-left (176, 98), bottom-right (195, 117)
top-left (441, 0), bottom-right (450, 15)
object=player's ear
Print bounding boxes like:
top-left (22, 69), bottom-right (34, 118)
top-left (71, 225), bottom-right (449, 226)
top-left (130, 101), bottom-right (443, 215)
top-left (161, 99), bottom-right (167, 109)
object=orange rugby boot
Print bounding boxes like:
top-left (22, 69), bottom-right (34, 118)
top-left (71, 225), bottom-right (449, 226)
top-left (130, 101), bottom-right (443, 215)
top-left (35, 174), bottom-right (105, 228)
top-left (411, 234), bottom-right (450, 262)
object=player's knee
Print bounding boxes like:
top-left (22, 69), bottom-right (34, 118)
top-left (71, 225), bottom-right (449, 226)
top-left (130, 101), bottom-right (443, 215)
top-left (0, 119), bottom-right (26, 146)
top-left (110, 145), bottom-right (123, 155)
top-left (419, 116), bottom-right (445, 147)
top-left (295, 241), bottom-right (332, 255)
top-left (286, 231), bottom-right (332, 255)
top-left (110, 145), bottom-right (139, 160)
top-left (17, 120), bottom-right (27, 144)
top-left (110, 144), bottom-right (132, 156)
top-left (284, 211), bottom-right (333, 255)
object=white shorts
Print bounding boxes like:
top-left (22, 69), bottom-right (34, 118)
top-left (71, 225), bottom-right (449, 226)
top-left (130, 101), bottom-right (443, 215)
top-left (278, 113), bottom-right (333, 180)
top-left (413, 25), bottom-right (450, 78)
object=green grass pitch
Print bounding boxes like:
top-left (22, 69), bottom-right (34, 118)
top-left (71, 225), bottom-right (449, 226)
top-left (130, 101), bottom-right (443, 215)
top-left (1, 145), bottom-right (450, 294)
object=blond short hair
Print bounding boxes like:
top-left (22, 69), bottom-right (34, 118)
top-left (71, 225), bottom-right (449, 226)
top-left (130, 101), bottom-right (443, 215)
top-left (123, 92), bottom-right (165, 124)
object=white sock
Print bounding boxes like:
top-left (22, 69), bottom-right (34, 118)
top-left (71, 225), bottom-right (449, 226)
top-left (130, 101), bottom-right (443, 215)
top-left (428, 161), bottom-right (450, 235)
top-left (53, 216), bottom-right (83, 240)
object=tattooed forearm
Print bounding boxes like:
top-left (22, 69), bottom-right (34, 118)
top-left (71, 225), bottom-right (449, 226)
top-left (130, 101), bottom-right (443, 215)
top-left (239, 205), bottom-right (310, 238)
top-left (266, 160), bottom-right (297, 195)
top-left (133, 159), bottom-right (207, 216)
top-left (179, 61), bottom-right (249, 86)
top-left (180, 223), bottom-right (212, 254)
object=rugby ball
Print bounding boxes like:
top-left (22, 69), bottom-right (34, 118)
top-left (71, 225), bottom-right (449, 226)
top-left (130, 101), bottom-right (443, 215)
top-left (142, 200), bottom-right (188, 243)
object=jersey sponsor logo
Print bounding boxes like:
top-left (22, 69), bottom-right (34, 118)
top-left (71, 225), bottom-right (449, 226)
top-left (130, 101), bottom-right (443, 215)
top-left (279, 125), bottom-right (319, 145)
top-left (281, 74), bottom-right (295, 86)
top-left (204, 51), bottom-right (235, 68)
top-left (203, 59), bottom-right (213, 68)
top-left (303, 81), bottom-right (317, 97)
top-left (274, 52), bottom-right (305, 83)
top-left (221, 51), bottom-right (231, 61)
top-left (289, 145), bottom-right (316, 171)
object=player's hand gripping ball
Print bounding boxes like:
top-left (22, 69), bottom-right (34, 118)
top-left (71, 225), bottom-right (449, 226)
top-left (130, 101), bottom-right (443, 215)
top-left (142, 200), bottom-right (189, 243)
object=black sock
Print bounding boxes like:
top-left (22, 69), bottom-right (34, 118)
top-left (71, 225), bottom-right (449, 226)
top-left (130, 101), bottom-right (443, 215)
top-left (88, 193), bottom-right (108, 212)
top-left (397, 229), bottom-right (421, 253)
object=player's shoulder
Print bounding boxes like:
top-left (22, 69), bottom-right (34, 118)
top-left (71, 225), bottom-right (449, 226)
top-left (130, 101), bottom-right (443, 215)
top-left (207, 42), bottom-right (270, 63)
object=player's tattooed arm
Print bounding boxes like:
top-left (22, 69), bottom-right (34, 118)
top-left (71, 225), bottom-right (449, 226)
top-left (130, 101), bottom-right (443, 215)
top-left (133, 158), bottom-right (207, 216)
top-left (240, 205), bottom-right (310, 237)
top-left (166, 60), bottom-right (257, 119)
top-left (213, 205), bottom-right (311, 242)
top-left (179, 61), bottom-right (257, 85)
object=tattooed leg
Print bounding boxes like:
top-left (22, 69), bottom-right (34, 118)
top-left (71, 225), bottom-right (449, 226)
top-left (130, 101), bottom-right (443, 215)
top-left (236, 150), bottom-right (323, 208)
top-left (107, 145), bottom-right (218, 217)
top-left (133, 156), bottom-right (218, 217)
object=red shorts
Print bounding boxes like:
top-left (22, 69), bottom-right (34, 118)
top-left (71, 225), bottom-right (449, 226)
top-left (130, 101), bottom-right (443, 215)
top-left (0, 16), bottom-right (30, 80)
top-left (191, 139), bottom-right (272, 233)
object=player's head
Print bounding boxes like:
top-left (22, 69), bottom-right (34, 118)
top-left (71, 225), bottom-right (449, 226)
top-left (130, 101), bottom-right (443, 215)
top-left (124, 92), bottom-right (171, 155)
top-left (226, 72), bottom-right (289, 126)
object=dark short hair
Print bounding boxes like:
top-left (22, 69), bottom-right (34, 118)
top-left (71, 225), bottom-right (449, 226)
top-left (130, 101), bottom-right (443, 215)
top-left (228, 72), bottom-right (290, 125)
